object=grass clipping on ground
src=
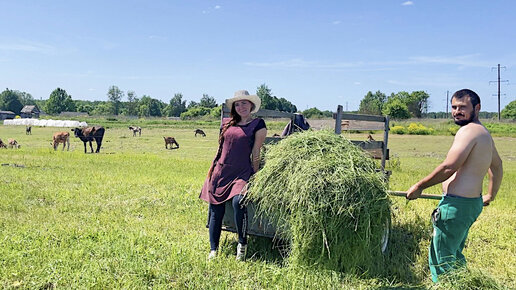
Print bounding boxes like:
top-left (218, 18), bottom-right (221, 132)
top-left (247, 130), bottom-right (390, 273)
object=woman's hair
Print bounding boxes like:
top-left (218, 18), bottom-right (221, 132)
top-left (207, 103), bottom-right (242, 178)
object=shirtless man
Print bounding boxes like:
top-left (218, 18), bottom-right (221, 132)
top-left (406, 89), bottom-right (503, 282)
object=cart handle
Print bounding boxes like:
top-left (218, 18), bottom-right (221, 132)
top-left (387, 190), bottom-right (442, 200)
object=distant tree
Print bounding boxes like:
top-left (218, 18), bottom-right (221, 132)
top-left (138, 95), bottom-right (163, 117)
top-left (257, 84), bottom-right (276, 110)
top-left (382, 98), bottom-right (411, 119)
top-left (91, 102), bottom-right (114, 115)
top-left (210, 105), bottom-right (222, 118)
top-left (126, 90), bottom-right (139, 116)
top-left (187, 100), bottom-right (199, 109)
top-left (0, 88), bottom-right (24, 114)
top-left (501, 100), bottom-right (516, 120)
top-left (180, 106), bottom-right (211, 119)
top-left (44, 88), bottom-right (75, 115)
top-left (199, 94), bottom-right (218, 108)
top-left (407, 91), bottom-right (430, 118)
top-left (14, 90), bottom-right (35, 106)
top-left (163, 93), bottom-right (187, 117)
top-left (359, 91), bottom-right (386, 115)
top-left (107, 85), bottom-right (124, 115)
top-left (303, 107), bottom-right (324, 118)
top-left (276, 97), bottom-right (297, 113)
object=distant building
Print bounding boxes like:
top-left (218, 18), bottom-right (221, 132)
top-left (0, 111), bottom-right (16, 120)
top-left (20, 105), bottom-right (41, 118)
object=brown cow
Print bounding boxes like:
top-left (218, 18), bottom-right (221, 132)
top-left (71, 126), bottom-right (105, 153)
top-left (52, 132), bottom-right (70, 151)
top-left (366, 134), bottom-right (375, 142)
top-left (8, 138), bottom-right (20, 149)
top-left (0, 138), bottom-right (6, 148)
top-left (164, 137), bottom-right (179, 149)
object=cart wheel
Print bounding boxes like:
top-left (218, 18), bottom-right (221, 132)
top-left (380, 214), bottom-right (391, 254)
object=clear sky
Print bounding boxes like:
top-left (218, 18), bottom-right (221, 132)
top-left (1, 0), bottom-right (515, 112)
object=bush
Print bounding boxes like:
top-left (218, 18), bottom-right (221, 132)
top-left (391, 125), bottom-right (407, 134)
top-left (448, 126), bottom-right (459, 136)
top-left (407, 123), bottom-right (434, 135)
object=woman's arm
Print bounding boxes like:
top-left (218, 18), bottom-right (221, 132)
top-left (251, 127), bottom-right (267, 172)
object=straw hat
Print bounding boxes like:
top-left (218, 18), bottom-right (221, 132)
top-left (225, 90), bottom-right (261, 114)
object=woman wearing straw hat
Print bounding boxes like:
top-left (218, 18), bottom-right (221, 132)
top-left (199, 90), bottom-right (267, 260)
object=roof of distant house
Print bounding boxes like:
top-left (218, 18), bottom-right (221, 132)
top-left (21, 105), bottom-right (40, 113)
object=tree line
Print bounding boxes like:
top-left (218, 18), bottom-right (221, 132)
top-left (1, 86), bottom-right (514, 120)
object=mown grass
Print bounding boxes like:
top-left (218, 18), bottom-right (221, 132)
top-left (0, 123), bottom-right (514, 289)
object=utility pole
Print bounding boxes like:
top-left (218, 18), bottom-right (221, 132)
top-left (490, 64), bottom-right (509, 121)
top-left (346, 102), bottom-right (348, 112)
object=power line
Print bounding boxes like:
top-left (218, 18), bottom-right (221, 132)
top-left (489, 64), bottom-right (509, 121)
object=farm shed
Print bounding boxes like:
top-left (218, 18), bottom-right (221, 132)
top-left (20, 105), bottom-right (40, 118)
top-left (0, 110), bottom-right (16, 120)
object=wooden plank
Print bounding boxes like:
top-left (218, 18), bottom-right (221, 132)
top-left (387, 191), bottom-right (442, 200)
top-left (350, 140), bottom-right (384, 150)
top-left (333, 112), bottom-right (386, 123)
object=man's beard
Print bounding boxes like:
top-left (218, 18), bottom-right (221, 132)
top-left (454, 110), bottom-right (475, 126)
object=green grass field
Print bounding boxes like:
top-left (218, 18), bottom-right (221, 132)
top-left (0, 123), bottom-right (514, 289)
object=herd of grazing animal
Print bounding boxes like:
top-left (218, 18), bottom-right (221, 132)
top-left (0, 125), bottom-right (202, 152)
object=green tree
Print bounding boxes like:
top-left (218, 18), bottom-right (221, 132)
top-left (91, 102), bottom-right (114, 115)
top-left (163, 93), bottom-right (187, 117)
top-left (126, 90), bottom-right (139, 116)
top-left (187, 101), bottom-right (199, 109)
top-left (257, 84), bottom-right (276, 110)
top-left (14, 90), bottom-right (35, 106)
top-left (180, 106), bottom-right (211, 119)
top-left (303, 107), bottom-right (324, 118)
top-left (107, 85), bottom-right (124, 115)
top-left (0, 88), bottom-right (24, 114)
top-left (138, 95), bottom-right (163, 117)
top-left (383, 98), bottom-right (411, 119)
top-left (407, 91), bottom-right (429, 118)
top-left (210, 105), bottom-right (222, 118)
top-left (359, 91), bottom-right (386, 115)
top-left (501, 100), bottom-right (516, 120)
top-left (44, 88), bottom-right (76, 115)
top-left (199, 94), bottom-right (217, 108)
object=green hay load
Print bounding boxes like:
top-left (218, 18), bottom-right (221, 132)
top-left (247, 130), bottom-right (390, 273)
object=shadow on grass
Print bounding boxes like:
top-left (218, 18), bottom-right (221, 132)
top-left (378, 210), bottom-right (430, 286)
top-left (220, 235), bottom-right (288, 265)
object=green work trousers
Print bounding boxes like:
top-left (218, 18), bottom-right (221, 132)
top-left (429, 195), bottom-right (483, 282)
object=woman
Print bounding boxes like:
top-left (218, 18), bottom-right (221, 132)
top-left (199, 90), bottom-right (267, 260)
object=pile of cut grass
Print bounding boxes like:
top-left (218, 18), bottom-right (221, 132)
top-left (247, 130), bottom-right (390, 273)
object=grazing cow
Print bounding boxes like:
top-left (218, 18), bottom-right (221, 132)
top-left (52, 132), bottom-right (70, 151)
top-left (0, 138), bottom-right (6, 148)
top-left (194, 129), bottom-right (206, 137)
top-left (164, 137), bottom-right (179, 149)
top-left (26, 126), bottom-right (32, 135)
top-left (129, 126), bottom-right (142, 137)
top-left (366, 134), bottom-right (375, 142)
top-left (8, 139), bottom-right (20, 149)
top-left (272, 133), bottom-right (280, 137)
top-left (71, 126), bottom-right (105, 153)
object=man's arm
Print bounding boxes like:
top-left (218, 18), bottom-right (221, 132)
top-left (483, 144), bottom-right (503, 206)
top-left (406, 127), bottom-right (476, 200)
top-left (251, 128), bottom-right (267, 173)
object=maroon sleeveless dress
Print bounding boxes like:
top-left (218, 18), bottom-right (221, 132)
top-left (199, 118), bottom-right (266, 205)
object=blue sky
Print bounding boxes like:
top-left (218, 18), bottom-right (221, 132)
top-left (1, 0), bottom-right (515, 112)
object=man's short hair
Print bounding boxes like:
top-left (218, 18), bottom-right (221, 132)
top-left (452, 89), bottom-right (481, 108)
